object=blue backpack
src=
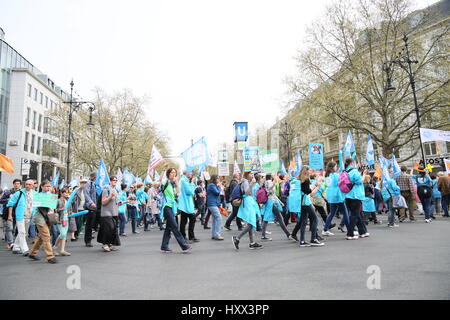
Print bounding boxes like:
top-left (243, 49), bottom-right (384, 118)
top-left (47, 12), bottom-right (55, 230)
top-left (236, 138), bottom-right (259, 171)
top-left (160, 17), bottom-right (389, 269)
top-left (230, 183), bottom-right (243, 201)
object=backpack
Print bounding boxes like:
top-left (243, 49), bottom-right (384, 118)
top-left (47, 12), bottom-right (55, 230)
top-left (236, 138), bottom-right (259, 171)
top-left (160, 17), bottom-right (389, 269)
top-left (283, 182), bottom-right (290, 197)
top-left (256, 185), bottom-right (268, 204)
top-left (417, 185), bottom-right (432, 199)
top-left (230, 183), bottom-right (243, 206)
top-left (338, 168), bottom-right (356, 193)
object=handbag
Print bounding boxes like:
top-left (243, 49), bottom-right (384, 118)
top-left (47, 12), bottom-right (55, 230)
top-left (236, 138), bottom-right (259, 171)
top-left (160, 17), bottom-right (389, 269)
top-left (232, 198), bottom-right (242, 207)
top-left (219, 206), bottom-right (229, 217)
top-left (393, 195), bottom-right (408, 209)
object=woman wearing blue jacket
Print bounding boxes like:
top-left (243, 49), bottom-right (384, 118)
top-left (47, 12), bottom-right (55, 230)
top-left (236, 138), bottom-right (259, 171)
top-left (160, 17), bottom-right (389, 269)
top-left (232, 172), bottom-right (264, 250)
top-left (344, 158), bottom-right (368, 240)
top-left (207, 175), bottom-right (224, 241)
top-left (118, 184), bottom-right (128, 236)
top-left (287, 176), bottom-right (301, 223)
top-left (323, 161), bottom-right (349, 235)
top-left (252, 173), bottom-right (263, 231)
top-left (381, 178), bottom-right (401, 226)
top-left (413, 168), bottom-right (433, 222)
top-left (178, 171), bottom-right (198, 242)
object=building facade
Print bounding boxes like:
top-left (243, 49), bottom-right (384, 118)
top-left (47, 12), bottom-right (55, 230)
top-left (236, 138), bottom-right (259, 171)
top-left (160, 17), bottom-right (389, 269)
top-left (0, 32), bottom-right (69, 187)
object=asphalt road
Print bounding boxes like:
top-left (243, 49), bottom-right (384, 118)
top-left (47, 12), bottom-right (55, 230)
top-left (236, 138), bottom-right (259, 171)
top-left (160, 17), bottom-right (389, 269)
top-left (0, 213), bottom-right (449, 300)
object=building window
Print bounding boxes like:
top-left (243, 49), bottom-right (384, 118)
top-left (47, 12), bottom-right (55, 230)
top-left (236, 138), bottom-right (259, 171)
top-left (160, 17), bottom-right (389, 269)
top-left (45, 96), bottom-right (48, 108)
top-left (424, 142), bottom-right (437, 156)
top-left (446, 141), bottom-right (450, 154)
top-left (40, 92), bottom-right (43, 105)
top-left (27, 84), bottom-right (32, 97)
top-left (24, 132), bottom-right (29, 152)
top-left (43, 117), bottom-right (49, 134)
top-left (31, 134), bottom-right (35, 153)
top-left (25, 107), bottom-right (30, 127)
top-left (32, 111), bottom-right (37, 130)
top-left (37, 137), bottom-right (41, 155)
top-left (34, 88), bottom-right (38, 101)
top-left (38, 114), bottom-right (42, 132)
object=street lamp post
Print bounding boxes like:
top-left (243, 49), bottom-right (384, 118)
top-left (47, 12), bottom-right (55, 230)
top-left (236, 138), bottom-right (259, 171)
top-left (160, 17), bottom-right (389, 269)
top-left (63, 80), bottom-right (95, 182)
top-left (383, 33), bottom-right (426, 167)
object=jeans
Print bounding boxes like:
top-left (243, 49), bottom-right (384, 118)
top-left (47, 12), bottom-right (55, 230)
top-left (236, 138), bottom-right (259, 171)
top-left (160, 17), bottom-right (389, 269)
top-left (346, 199), bottom-right (367, 237)
top-left (161, 206), bottom-right (189, 251)
top-left (3, 219), bottom-right (14, 244)
top-left (50, 224), bottom-right (60, 246)
top-left (204, 208), bottom-right (211, 227)
top-left (28, 221), bottom-right (37, 238)
top-left (153, 214), bottom-right (164, 229)
top-left (292, 205), bottom-right (318, 242)
top-left (127, 206), bottom-right (138, 233)
top-left (237, 224), bottom-right (254, 243)
top-left (442, 194), bottom-right (450, 216)
top-left (262, 204), bottom-right (290, 238)
top-left (225, 205), bottom-right (243, 229)
top-left (118, 214), bottom-right (127, 235)
top-left (208, 206), bottom-right (222, 238)
top-left (179, 210), bottom-right (196, 240)
top-left (419, 196), bottom-right (432, 220)
top-left (324, 202), bottom-right (349, 231)
top-left (431, 197), bottom-right (441, 215)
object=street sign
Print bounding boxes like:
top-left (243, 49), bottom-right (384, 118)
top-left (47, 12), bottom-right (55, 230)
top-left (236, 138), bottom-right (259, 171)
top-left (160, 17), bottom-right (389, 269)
top-left (217, 162), bottom-right (229, 176)
top-left (21, 158), bottom-right (30, 176)
top-left (218, 149), bottom-right (228, 162)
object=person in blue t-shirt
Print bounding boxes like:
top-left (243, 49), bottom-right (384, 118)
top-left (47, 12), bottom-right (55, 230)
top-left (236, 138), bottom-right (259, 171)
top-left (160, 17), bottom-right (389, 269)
top-left (430, 174), bottom-right (441, 217)
top-left (413, 167), bottom-right (433, 223)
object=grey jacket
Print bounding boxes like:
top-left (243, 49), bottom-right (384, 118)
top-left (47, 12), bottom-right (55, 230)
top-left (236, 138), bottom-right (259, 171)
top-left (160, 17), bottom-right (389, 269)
top-left (83, 181), bottom-right (97, 210)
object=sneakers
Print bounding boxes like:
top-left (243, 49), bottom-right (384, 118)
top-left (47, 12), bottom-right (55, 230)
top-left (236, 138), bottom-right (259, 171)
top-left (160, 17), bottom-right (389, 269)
top-left (232, 236), bottom-right (240, 250)
top-left (329, 223), bottom-right (336, 229)
top-left (60, 251), bottom-right (71, 256)
top-left (224, 225), bottom-right (232, 231)
top-left (22, 251), bottom-right (29, 257)
top-left (310, 239), bottom-right (325, 246)
top-left (120, 233), bottom-right (127, 237)
top-left (360, 233), bottom-right (370, 238)
top-left (132, 231), bottom-right (140, 234)
top-left (290, 234), bottom-right (299, 242)
top-left (388, 224), bottom-right (399, 227)
top-left (425, 219), bottom-right (431, 223)
top-left (338, 226), bottom-right (346, 233)
top-left (204, 226), bottom-right (211, 230)
top-left (265, 231), bottom-right (272, 235)
top-left (47, 258), bottom-right (57, 264)
top-left (160, 249), bottom-right (173, 253)
top-left (190, 238), bottom-right (200, 243)
top-left (346, 236), bottom-right (359, 240)
top-left (85, 243), bottom-right (93, 247)
top-left (261, 236), bottom-right (272, 241)
top-left (182, 245), bottom-right (192, 253)
top-left (28, 255), bottom-right (40, 261)
top-left (321, 230), bottom-right (334, 236)
top-left (299, 241), bottom-right (311, 247)
top-left (249, 242), bottom-right (263, 249)
top-left (288, 235), bottom-right (297, 242)
top-left (212, 236), bottom-right (224, 240)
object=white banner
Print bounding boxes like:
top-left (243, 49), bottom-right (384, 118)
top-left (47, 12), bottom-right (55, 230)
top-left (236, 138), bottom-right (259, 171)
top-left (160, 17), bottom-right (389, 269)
top-left (218, 162), bottom-right (229, 176)
top-left (420, 128), bottom-right (450, 143)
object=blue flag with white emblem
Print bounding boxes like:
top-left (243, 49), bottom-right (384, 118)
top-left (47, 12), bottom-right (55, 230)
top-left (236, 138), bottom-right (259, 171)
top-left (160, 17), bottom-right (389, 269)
top-left (366, 135), bottom-right (375, 166)
top-left (344, 130), bottom-right (355, 157)
top-left (95, 159), bottom-right (110, 195)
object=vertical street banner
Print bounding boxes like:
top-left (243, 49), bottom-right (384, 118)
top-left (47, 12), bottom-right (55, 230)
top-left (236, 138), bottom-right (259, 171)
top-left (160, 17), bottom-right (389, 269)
top-left (234, 122), bottom-right (248, 142)
top-left (181, 137), bottom-right (210, 173)
top-left (261, 149), bottom-right (280, 174)
top-left (309, 143), bottom-right (324, 170)
top-left (243, 146), bottom-right (261, 173)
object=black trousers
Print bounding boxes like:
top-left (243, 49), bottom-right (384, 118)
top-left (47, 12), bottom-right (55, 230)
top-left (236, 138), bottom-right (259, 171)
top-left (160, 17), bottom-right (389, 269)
top-left (225, 205), bottom-right (243, 229)
top-left (316, 206), bottom-right (328, 222)
top-left (346, 198), bottom-right (367, 237)
top-left (84, 210), bottom-right (97, 244)
top-left (179, 210), bottom-right (196, 240)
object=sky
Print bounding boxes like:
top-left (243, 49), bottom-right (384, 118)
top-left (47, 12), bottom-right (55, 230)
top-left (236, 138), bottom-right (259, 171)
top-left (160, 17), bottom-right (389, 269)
top-left (0, 0), bottom-right (440, 167)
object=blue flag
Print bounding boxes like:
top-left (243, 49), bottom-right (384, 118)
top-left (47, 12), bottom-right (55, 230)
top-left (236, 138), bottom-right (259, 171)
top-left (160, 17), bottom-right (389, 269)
top-left (392, 154), bottom-right (401, 179)
top-left (51, 171), bottom-right (60, 187)
top-left (366, 135), bottom-right (375, 166)
top-left (295, 151), bottom-right (303, 175)
top-left (144, 174), bottom-right (153, 185)
top-left (123, 168), bottom-right (134, 186)
top-left (181, 137), bottom-right (210, 173)
top-left (280, 161), bottom-right (287, 175)
top-left (59, 179), bottom-right (65, 190)
top-left (378, 156), bottom-right (391, 184)
top-left (3, 183), bottom-right (8, 191)
top-left (95, 159), bottom-right (110, 195)
top-left (344, 130), bottom-right (355, 157)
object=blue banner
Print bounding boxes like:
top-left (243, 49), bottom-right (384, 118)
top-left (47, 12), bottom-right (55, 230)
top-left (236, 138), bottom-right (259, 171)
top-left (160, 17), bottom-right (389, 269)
top-left (181, 137), bottom-right (210, 173)
top-left (234, 122), bottom-right (248, 142)
top-left (51, 171), bottom-right (60, 187)
top-left (309, 143), bottom-right (324, 170)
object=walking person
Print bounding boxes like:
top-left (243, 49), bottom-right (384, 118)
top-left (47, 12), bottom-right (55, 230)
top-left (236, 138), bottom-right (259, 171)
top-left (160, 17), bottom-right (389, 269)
top-left (322, 161), bottom-right (350, 236)
top-left (160, 168), bottom-right (191, 253)
top-left (291, 166), bottom-right (324, 247)
top-left (83, 173), bottom-right (98, 247)
top-left (126, 185), bottom-right (140, 234)
top-left (381, 177), bottom-right (401, 228)
top-left (260, 174), bottom-right (294, 241)
top-left (178, 170), bottom-right (199, 243)
top-left (232, 172), bottom-right (263, 250)
top-left (362, 175), bottom-right (380, 225)
top-left (7, 179), bottom-right (36, 255)
top-left (286, 175), bottom-right (301, 230)
top-left (413, 167), bottom-right (433, 223)
top-left (136, 183), bottom-right (147, 227)
top-left (342, 159), bottom-right (368, 240)
top-left (207, 175), bottom-right (224, 241)
top-left (148, 182), bottom-right (164, 230)
top-left (431, 174), bottom-right (441, 217)
top-left (118, 183), bottom-right (128, 236)
top-left (224, 173), bottom-right (243, 231)
top-left (28, 180), bottom-right (57, 264)
top-left (52, 187), bottom-right (71, 256)
top-left (97, 176), bottom-right (121, 252)
top-left (194, 180), bottom-right (207, 226)
top-left (395, 166), bottom-right (417, 222)
top-left (1, 179), bottom-right (22, 249)
top-left (437, 172), bottom-right (450, 217)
